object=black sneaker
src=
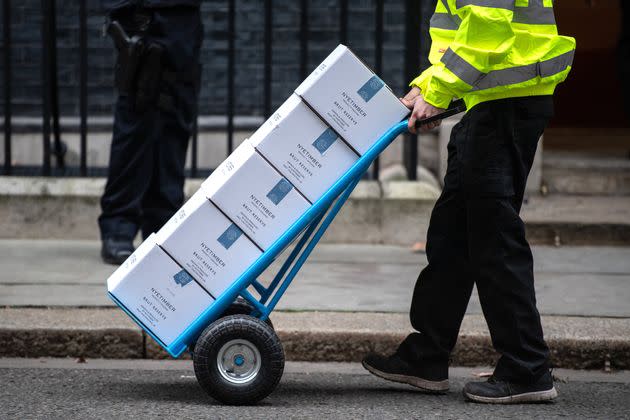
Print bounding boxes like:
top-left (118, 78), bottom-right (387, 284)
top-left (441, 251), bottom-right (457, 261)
top-left (362, 352), bottom-right (449, 393)
top-left (101, 237), bottom-right (134, 265)
top-left (463, 371), bottom-right (558, 404)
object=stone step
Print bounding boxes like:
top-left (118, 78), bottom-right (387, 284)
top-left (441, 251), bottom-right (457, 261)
top-left (1, 177), bottom-right (628, 245)
top-left (521, 195), bottom-right (630, 246)
top-left (543, 152), bottom-right (630, 196)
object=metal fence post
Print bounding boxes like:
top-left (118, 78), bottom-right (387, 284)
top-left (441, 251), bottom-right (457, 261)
top-left (79, 0), bottom-right (88, 176)
top-left (339, 0), bottom-right (348, 44)
top-left (41, 0), bottom-right (52, 176)
top-left (404, 0), bottom-right (422, 181)
top-left (3, 0), bottom-right (12, 175)
top-left (372, 0), bottom-right (384, 181)
top-left (263, 0), bottom-right (273, 118)
top-left (299, 0), bottom-right (309, 79)
top-left (226, 0), bottom-right (235, 154)
top-left (191, 116), bottom-right (198, 177)
top-left (49, 0), bottom-right (65, 172)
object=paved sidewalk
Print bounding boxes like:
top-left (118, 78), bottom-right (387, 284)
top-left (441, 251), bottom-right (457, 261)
top-left (1, 240), bottom-right (629, 317)
top-left (1, 240), bottom-right (629, 368)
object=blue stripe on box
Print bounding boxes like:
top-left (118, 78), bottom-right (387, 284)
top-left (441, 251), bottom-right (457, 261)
top-left (217, 223), bottom-right (243, 250)
top-left (312, 128), bottom-right (338, 155)
top-left (266, 178), bottom-right (293, 205)
top-left (357, 76), bottom-right (384, 102)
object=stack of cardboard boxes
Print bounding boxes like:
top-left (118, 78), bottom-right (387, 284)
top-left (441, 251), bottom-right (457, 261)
top-left (107, 45), bottom-right (410, 347)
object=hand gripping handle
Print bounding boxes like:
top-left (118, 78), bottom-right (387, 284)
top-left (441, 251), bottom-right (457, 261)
top-left (413, 99), bottom-right (466, 128)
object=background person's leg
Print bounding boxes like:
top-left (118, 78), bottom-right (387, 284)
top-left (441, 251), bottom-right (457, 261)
top-left (140, 109), bottom-right (190, 238)
top-left (99, 5), bottom-right (163, 259)
top-left (140, 6), bottom-right (203, 239)
top-left (99, 97), bottom-right (158, 242)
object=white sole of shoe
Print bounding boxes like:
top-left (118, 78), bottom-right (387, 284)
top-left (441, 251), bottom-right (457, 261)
top-left (463, 387), bottom-right (558, 404)
top-left (362, 361), bottom-right (450, 393)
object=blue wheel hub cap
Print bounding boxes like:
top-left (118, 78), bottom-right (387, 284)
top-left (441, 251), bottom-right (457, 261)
top-left (234, 355), bottom-right (245, 366)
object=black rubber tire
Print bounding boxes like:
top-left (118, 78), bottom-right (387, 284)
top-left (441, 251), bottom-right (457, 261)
top-left (193, 314), bottom-right (285, 405)
top-left (222, 298), bottom-right (274, 329)
top-left (188, 299), bottom-right (273, 357)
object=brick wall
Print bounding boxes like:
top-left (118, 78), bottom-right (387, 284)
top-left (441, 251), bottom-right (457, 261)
top-left (0, 0), bottom-right (435, 118)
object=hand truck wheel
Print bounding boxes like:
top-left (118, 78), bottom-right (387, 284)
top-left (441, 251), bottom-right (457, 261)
top-left (221, 297), bottom-right (274, 329)
top-left (193, 314), bottom-right (285, 405)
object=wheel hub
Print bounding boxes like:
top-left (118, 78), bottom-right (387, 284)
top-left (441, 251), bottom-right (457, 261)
top-left (217, 339), bottom-right (261, 385)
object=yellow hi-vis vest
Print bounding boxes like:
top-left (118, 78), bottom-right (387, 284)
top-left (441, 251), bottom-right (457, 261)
top-left (411, 0), bottom-right (576, 111)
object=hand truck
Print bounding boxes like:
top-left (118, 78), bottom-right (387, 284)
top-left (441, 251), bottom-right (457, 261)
top-left (109, 101), bottom-right (465, 405)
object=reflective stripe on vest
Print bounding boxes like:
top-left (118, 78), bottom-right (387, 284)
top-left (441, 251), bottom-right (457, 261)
top-left (430, 13), bottom-right (460, 30)
top-left (513, 4), bottom-right (556, 25)
top-left (441, 48), bottom-right (575, 91)
top-left (439, 0), bottom-right (462, 25)
top-left (431, 0), bottom-right (555, 29)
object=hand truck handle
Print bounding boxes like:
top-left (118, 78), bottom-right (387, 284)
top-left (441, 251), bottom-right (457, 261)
top-left (414, 99), bottom-right (466, 128)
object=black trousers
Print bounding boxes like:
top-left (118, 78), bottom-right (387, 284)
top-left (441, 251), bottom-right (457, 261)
top-left (401, 96), bottom-right (554, 384)
top-left (99, 6), bottom-right (203, 241)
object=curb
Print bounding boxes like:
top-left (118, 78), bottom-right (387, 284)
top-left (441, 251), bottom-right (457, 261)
top-left (1, 308), bottom-right (628, 370)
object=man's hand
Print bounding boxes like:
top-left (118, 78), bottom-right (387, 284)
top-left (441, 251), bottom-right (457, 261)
top-left (401, 87), bottom-right (445, 134)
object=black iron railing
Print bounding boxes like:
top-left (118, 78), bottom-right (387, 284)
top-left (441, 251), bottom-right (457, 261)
top-left (1, 0), bottom-right (426, 180)
top-left (2, 0), bottom-right (10, 177)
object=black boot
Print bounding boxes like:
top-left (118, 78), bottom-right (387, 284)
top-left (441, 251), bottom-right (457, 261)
top-left (101, 237), bottom-right (135, 265)
top-left (463, 370), bottom-right (557, 404)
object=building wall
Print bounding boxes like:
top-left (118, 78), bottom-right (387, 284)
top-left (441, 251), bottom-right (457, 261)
top-left (0, 0), bottom-right (436, 118)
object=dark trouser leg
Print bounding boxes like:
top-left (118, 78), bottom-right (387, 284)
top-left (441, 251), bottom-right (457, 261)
top-left (469, 196), bottom-right (549, 383)
top-left (100, 6), bottom-right (202, 241)
top-left (140, 108), bottom-right (190, 238)
top-left (139, 6), bottom-right (202, 239)
top-left (99, 98), bottom-right (159, 240)
top-left (406, 97), bottom-right (553, 384)
top-left (402, 120), bottom-right (474, 374)
top-left (467, 97), bottom-right (553, 383)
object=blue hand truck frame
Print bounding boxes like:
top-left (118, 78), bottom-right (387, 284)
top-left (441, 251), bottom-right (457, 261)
top-left (108, 103), bottom-right (465, 405)
top-left (108, 101), bottom-right (466, 360)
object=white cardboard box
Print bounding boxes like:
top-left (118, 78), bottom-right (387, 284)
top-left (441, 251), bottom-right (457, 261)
top-left (295, 44), bottom-right (409, 155)
top-left (155, 189), bottom-right (262, 298)
top-left (202, 140), bottom-right (311, 250)
top-left (249, 94), bottom-right (359, 203)
top-left (107, 234), bottom-right (214, 347)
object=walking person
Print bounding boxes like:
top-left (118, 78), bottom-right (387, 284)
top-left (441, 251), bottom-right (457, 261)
top-left (363, 0), bottom-right (575, 403)
top-left (99, 0), bottom-right (203, 264)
